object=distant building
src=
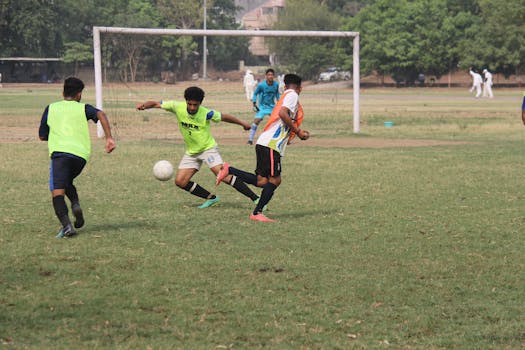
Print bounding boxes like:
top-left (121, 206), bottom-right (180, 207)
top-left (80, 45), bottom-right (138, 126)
top-left (241, 0), bottom-right (285, 59)
top-left (234, 0), bottom-right (268, 21)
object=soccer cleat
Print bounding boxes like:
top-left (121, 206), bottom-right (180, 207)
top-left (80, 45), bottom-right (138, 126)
top-left (253, 198), bottom-right (268, 212)
top-left (215, 162), bottom-right (230, 185)
top-left (249, 213), bottom-right (275, 222)
top-left (247, 140), bottom-right (253, 145)
top-left (198, 196), bottom-right (220, 209)
top-left (72, 203), bottom-right (85, 229)
top-left (56, 224), bottom-right (77, 239)
top-left (55, 228), bottom-right (65, 239)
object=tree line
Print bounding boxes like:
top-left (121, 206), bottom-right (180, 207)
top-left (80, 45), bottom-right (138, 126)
top-left (1, 0), bottom-right (523, 83)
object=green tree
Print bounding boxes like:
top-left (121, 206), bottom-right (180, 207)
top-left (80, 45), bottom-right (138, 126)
top-left (58, 0), bottom-right (118, 47)
top-left (320, 0), bottom-right (373, 17)
top-left (111, 0), bottom-right (161, 82)
top-left (62, 42), bottom-right (94, 76)
top-left (459, 0), bottom-right (525, 77)
top-left (348, 0), bottom-right (478, 85)
top-left (206, 0), bottom-right (251, 71)
top-left (0, 0), bottom-right (62, 56)
top-left (157, 0), bottom-right (203, 80)
top-left (269, 0), bottom-right (343, 79)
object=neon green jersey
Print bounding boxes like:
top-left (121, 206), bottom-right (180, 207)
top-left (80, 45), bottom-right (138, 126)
top-left (47, 100), bottom-right (91, 161)
top-left (161, 100), bottom-right (221, 155)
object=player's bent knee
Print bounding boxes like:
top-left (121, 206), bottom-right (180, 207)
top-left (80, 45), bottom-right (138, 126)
top-left (256, 178), bottom-right (268, 187)
top-left (269, 177), bottom-right (281, 187)
top-left (176, 179), bottom-right (189, 189)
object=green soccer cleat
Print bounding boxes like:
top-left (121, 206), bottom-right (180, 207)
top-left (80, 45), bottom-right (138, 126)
top-left (198, 196), bottom-right (220, 209)
top-left (56, 224), bottom-right (77, 239)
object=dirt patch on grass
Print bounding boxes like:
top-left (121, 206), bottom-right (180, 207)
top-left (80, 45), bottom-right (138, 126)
top-left (216, 135), bottom-right (471, 148)
top-left (1, 125), bottom-right (470, 149)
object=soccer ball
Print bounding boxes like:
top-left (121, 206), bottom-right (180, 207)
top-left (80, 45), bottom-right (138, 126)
top-left (153, 160), bottom-right (174, 181)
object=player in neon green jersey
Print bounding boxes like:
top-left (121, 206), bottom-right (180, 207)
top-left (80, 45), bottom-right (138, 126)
top-left (39, 77), bottom-right (116, 238)
top-left (136, 86), bottom-right (260, 208)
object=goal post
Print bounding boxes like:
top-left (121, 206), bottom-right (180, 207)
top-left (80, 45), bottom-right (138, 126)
top-left (93, 26), bottom-right (360, 137)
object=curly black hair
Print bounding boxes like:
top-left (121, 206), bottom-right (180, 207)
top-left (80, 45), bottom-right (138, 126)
top-left (184, 86), bottom-right (205, 102)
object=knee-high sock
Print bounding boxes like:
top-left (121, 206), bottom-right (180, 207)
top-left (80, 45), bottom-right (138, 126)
top-left (229, 166), bottom-right (258, 186)
top-left (52, 195), bottom-right (71, 228)
top-left (229, 175), bottom-right (258, 201)
top-left (254, 182), bottom-right (277, 214)
top-left (183, 181), bottom-right (214, 199)
top-left (248, 123), bottom-right (258, 142)
top-left (65, 184), bottom-right (79, 205)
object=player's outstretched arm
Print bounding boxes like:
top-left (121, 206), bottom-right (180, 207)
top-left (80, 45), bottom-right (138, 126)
top-left (136, 101), bottom-right (161, 110)
top-left (221, 113), bottom-right (251, 130)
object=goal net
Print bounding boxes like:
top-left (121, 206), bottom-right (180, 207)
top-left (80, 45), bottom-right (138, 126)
top-left (92, 27), bottom-right (360, 140)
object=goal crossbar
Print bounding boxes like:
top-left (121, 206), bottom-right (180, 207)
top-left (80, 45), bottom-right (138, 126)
top-left (93, 26), bottom-right (360, 135)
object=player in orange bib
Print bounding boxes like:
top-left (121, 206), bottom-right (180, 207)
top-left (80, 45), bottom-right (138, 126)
top-left (216, 74), bottom-right (310, 222)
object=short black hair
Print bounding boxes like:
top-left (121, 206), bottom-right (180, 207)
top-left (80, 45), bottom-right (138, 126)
top-left (63, 77), bottom-right (84, 97)
top-left (284, 74), bottom-right (302, 87)
top-left (266, 68), bottom-right (275, 75)
top-left (184, 86), bottom-right (205, 102)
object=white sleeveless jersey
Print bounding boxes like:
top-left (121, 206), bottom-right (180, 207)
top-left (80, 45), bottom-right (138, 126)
top-left (256, 89), bottom-right (299, 156)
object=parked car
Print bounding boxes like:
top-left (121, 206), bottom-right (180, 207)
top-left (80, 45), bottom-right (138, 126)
top-left (318, 67), bottom-right (351, 81)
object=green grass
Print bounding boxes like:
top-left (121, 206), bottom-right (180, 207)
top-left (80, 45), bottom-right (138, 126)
top-left (1, 83), bottom-right (524, 349)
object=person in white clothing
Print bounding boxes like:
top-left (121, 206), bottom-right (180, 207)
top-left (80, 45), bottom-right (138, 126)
top-left (277, 74), bottom-right (285, 94)
top-left (243, 70), bottom-right (256, 101)
top-left (482, 69), bottom-right (494, 98)
top-left (469, 67), bottom-right (483, 98)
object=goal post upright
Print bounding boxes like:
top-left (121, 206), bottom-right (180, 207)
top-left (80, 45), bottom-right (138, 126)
top-left (93, 27), bottom-right (105, 137)
top-left (93, 26), bottom-right (360, 136)
top-left (352, 34), bottom-right (360, 133)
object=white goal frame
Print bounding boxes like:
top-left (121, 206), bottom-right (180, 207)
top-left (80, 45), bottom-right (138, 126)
top-left (93, 26), bottom-right (360, 136)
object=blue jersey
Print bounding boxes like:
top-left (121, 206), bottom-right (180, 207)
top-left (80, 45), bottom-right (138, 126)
top-left (522, 92), bottom-right (525, 111)
top-left (252, 80), bottom-right (280, 110)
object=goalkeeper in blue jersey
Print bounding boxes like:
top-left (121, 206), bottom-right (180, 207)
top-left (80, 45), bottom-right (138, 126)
top-left (247, 68), bottom-right (280, 145)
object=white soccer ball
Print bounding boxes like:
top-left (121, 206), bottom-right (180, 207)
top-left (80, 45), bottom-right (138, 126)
top-left (153, 160), bottom-right (174, 181)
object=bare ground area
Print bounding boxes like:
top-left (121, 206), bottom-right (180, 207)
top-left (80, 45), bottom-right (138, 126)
top-left (209, 127), bottom-right (472, 148)
top-left (225, 136), bottom-right (471, 148)
top-left (2, 81), bottom-right (486, 148)
top-left (2, 125), bottom-right (469, 149)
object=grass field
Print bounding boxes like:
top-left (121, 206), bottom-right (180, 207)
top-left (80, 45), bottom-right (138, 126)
top-left (1, 82), bottom-right (524, 349)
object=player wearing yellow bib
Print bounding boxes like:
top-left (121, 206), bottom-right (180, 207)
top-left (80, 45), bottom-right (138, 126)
top-left (216, 74), bottom-right (310, 222)
top-left (136, 86), bottom-right (260, 208)
top-left (39, 77), bottom-right (116, 238)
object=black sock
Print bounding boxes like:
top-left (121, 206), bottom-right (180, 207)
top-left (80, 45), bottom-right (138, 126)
top-left (254, 182), bottom-right (277, 214)
top-left (183, 181), bottom-right (213, 199)
top-left (230, 176), bottom-right (258, 201)
top-left (52, 195), bottom-right (71, 228)
top-left (65, 184), bottom-right (79, 205)
top-left (229, 166), bottom-right (258, 186)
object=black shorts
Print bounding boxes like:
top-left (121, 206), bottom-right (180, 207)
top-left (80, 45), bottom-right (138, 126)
top-left (255, 144), bottom-right (281, 178)
top-left (49, 153), bottom-right (86, 191)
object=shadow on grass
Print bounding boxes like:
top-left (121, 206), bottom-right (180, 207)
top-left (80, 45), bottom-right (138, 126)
top-left (80, 220), bottom-right (154, 235)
